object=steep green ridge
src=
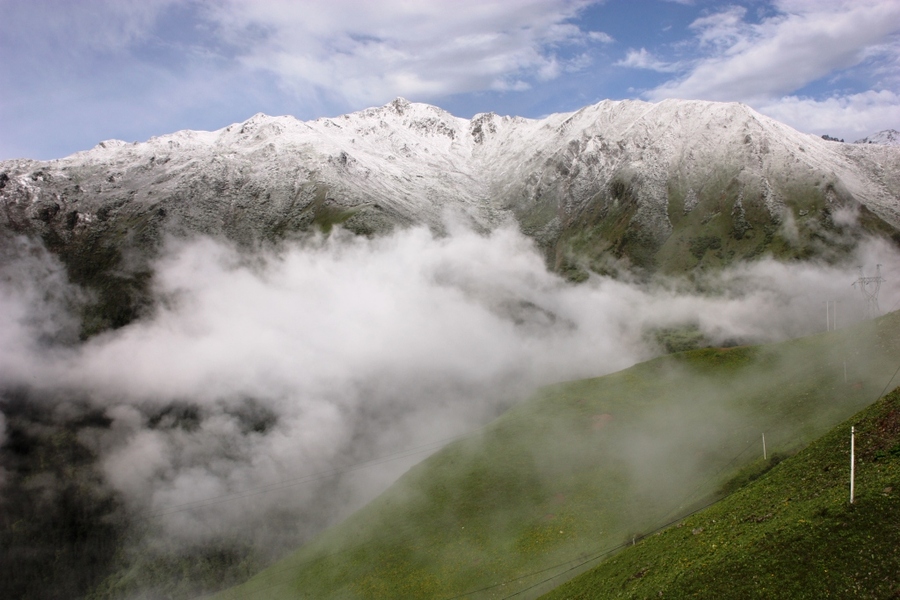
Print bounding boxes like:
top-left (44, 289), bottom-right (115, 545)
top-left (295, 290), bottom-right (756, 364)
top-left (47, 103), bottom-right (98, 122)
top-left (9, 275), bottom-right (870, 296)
top-left (542, 386), bottom-right (900, 600)
top-left (215, 312), bottom-right (900, 600)
top-left (554, 173), bottom-right (893, 280)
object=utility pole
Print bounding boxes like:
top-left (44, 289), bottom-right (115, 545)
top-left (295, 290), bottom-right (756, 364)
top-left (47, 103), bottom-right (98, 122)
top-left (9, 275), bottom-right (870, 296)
top-left (853, 265), bottom-right (885, 320)
top-left (850, 426), bottom-right (856, 504)
top-left (824, 300), bottom-right (839, 331)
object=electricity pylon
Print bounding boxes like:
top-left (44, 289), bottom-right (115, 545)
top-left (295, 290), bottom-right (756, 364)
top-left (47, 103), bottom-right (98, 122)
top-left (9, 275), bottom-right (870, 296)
top-left (853, 265), bottom-right (884, 319)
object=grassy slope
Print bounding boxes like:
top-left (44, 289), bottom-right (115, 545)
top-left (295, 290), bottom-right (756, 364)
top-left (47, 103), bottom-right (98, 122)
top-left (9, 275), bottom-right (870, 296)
top-left (542, 386), bottom-right (900, 600)
top-left (217, 312), bottom-right (900, 600)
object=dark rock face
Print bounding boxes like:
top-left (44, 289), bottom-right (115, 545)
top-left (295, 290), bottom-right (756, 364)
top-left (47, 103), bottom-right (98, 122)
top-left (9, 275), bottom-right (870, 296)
top-left (0, 389), bottom-right (129, 600)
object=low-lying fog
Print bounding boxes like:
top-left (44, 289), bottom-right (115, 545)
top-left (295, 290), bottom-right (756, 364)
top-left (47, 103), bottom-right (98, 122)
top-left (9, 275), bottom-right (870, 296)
top-left (1, 223), bottom-right (898, 577)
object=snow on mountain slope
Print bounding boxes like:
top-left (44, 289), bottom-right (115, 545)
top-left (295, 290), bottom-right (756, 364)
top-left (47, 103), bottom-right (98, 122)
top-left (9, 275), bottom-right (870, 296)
top-left (474, 99), bottom-right (897, 270)
top-left (2, 98), bottom-right (899, 286)
top-left (855, 129), bottom-right (900, 146)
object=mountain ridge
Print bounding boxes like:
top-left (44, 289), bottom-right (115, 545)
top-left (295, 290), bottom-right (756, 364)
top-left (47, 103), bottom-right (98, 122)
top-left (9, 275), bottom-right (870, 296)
top-left (4, 97), bottom-right (899, 238)
top-left (2, 97), bottom-right (900, 332)
top-left (855, 128), bottom-right (900, 146)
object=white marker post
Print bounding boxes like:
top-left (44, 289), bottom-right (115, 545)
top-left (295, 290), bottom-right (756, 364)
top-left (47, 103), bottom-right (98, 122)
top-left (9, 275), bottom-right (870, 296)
top-left (762, 433), bottom-right (767, 461)
top-left (850, 426), bottom-right (855, 504)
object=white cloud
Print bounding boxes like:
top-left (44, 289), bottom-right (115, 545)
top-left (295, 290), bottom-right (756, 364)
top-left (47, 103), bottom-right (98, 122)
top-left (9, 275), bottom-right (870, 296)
top-left (616, 48), bottom-right (680, 72)
top-left (588, 31), bottom-right (614, 43)
top-left (204, 0), bottom-right (604, 106)
top-left (689, 5), bottom-right (748, 49)
top-left (1, 1), bottom-right (605, 109)
top-left (758, 90), bottom-right (900, 141)
top-left (647, 0), bottom-right (900, 102)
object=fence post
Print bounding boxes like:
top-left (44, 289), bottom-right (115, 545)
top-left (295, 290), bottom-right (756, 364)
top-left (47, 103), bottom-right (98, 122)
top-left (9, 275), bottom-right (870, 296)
top-left (850, 426), bottom-right (855, 504)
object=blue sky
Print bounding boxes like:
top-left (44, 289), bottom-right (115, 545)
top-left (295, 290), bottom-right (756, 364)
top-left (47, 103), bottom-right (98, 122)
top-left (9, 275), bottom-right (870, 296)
top-left (1, 0), bottom-right (898, 160)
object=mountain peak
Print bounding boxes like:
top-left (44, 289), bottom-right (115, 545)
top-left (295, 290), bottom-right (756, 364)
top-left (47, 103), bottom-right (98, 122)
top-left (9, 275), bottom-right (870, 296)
top-left (388, 97), bottom-right (411, 114)
top-left (93, 139), bottom-right (129, 151)
top-left (854, 129), bottom-right (900, 146)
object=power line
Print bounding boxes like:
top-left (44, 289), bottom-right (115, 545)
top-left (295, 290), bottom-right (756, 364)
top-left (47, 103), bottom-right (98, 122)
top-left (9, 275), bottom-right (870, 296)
top-left (437, 553), bottom-right (603, 600)
top-left (871, 359), bottom-right (900, 410)
top-left (647, 438), bottom-right (759, 532)
top-left (494, 495), bottom-right (729, 600)
top-left (492, 546), bottom-right (626, 600)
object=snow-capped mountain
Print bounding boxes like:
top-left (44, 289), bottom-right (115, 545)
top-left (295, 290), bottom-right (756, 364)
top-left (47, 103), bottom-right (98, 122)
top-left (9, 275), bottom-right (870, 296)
top-left (855, 129), bottom-right (900, 146)
top-left (2, 98), bottom-right (899, 329)
top-left (3, 98), bottom-right (899, 243)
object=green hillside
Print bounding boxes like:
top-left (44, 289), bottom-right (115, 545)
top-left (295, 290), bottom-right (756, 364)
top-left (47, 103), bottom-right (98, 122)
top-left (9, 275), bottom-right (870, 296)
top-left (542, 386), bottom-right (900, 600)
top-left (216, 312), bottom-right (900, 600)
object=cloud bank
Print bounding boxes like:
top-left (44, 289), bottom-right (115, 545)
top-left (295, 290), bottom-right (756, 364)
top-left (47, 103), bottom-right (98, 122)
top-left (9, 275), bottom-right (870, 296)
top-left (647, 1), bottom-right (900, 103)
top-left (758, 90), bottom-right (900, 142)
top-left (2, 225), bottom-right (900, 556)
top-left (637, 0), bottom-right (900, 141)
top-left (204, 0), bottom-right (605, 103)
top-left (2, 0), bottom-right (606, 108)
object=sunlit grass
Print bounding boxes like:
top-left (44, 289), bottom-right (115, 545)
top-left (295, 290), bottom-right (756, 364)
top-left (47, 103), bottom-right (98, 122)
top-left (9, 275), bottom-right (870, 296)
top-left (543, 386), bottom-right (900, 599)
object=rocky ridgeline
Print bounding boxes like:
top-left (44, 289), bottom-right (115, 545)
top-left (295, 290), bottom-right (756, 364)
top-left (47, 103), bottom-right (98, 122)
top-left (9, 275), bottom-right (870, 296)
top-left (855, 129), bottom-right (900, 146)
top-left (2, 98), bottom-right (899, 331)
